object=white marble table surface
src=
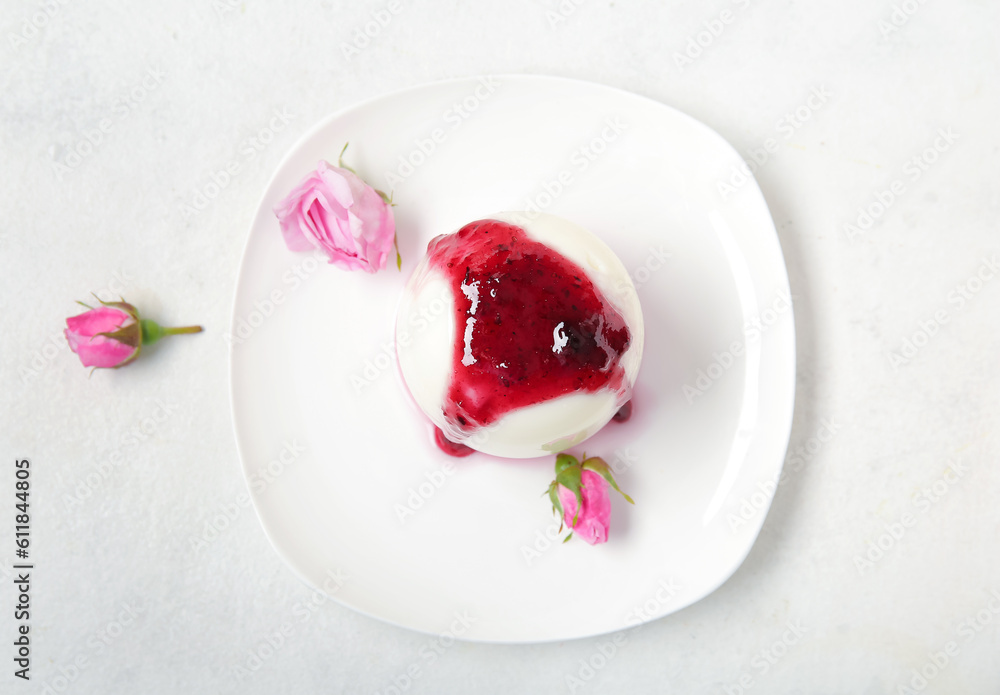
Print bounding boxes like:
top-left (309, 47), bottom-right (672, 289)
top-left (2, 0), bottom-right (998, 692)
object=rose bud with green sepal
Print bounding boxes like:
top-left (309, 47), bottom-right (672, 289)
top-left (545, 452), bottom-right (634, 545)
top-left (65, 297), bottom-right (202, 371)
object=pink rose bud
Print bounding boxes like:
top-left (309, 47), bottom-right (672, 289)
top-left (546, 453), bottom-right (634, 545)
top-left (273, 144), bottom-right (399, 273)
top-left (65, 297), bottom-right (202, 371)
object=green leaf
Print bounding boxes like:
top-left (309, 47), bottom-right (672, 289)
top-left (546, 481), bottom-right (564, 523)
top-left (555, 463), bottom-right (584, 527)
top-left (554, 453), bottom-right (578, 476)
top-left (582, 456), bottom-right (634, 505)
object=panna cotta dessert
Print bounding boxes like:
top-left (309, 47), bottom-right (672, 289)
top-left (396, 212), bottom-right (644, 458)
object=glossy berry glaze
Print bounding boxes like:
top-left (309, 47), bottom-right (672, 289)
top-left (427, 219), bottom-right (632, 442)
top-left (433, 426), bottom-right (474, 457)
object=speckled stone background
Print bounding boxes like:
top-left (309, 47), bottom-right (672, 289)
top-left (1, 0), bottom-right (998, 693)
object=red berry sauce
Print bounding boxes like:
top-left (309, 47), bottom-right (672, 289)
top-left (428, 219), bottom-right (631, 444)
top-left (433, 426), bottom-right (475, 457)
top-left (612, 400), bottom-right (633, 423)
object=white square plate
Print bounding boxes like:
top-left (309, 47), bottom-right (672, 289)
top-left (230, 74), bottom-right (795, 643)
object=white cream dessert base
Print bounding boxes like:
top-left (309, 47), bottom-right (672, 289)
top-left (395, 211), bottom-right (644, 459)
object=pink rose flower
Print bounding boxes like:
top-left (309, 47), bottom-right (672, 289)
top-left (65, 298), bottom-right (202, 371)
top-left (547, 453), bottom-right (634, 545)
top-left (65, 303), bottom-right (140, 368)
top-left (273, 152), bottom-right (397, 273)
top-left (558, 469), bottom-right (612, 544)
